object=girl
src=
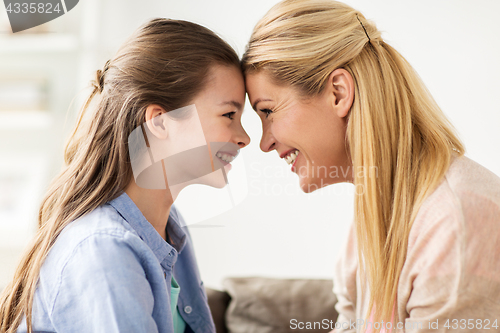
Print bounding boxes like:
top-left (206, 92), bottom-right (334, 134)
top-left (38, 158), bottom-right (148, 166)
top-left (242, 0), bottom-right (500, 332)
top-left (0, 18), bottom-right (249, 333)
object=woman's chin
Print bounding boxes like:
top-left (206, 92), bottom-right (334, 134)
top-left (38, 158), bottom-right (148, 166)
top-left (299, 178), bottom-right (316, 193)
top-left (298, 176), bottom-right (331, 193)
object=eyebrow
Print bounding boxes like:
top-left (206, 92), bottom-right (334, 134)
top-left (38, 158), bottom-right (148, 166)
top-left (252, 98), bottom-right (272, 111)
top-left (220, 100), bottom-right (243, 111)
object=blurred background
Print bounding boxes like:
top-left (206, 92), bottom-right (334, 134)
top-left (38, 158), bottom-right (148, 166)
top-left (0, 0), bottom-right (499, 290)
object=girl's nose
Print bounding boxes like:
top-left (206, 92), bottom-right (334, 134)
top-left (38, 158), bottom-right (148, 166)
top-left (235, 125), bottom-right (250, 149)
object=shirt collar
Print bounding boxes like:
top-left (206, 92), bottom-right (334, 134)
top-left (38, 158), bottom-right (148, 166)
top-left (166, 206), bottom-right (188, 254)
top-left (108, 192), bottom-right (187, 265)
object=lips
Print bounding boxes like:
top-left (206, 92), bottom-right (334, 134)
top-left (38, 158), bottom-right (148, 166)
top-left (280, 149), bottom-right (299, 165)
top-left (215, 150), bottom-right (239, 165)
top-left (290, 151), bottom-right (299, 172)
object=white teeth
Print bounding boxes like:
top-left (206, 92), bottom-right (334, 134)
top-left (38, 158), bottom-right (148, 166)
top-left (284, 150), bottom-right (299, 165)
top-left (216, 152), bottom-right (235, 163)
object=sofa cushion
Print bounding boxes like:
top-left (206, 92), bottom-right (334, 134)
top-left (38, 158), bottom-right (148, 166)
top-left (206, 287), bottom-right (231, 333)
top-left (223, 277), bottom-right (338, 333)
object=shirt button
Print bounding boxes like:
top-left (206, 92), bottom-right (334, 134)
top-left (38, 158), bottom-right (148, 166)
top-left (184, 305), bottom-right (192, 314)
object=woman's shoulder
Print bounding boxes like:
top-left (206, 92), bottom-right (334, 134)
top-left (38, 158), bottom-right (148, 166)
top-left (401, 156), bottom-right (500, 315)
top-left (409, 155), bottom-right (500, 249)
top-left (441, 155), bottom-right (500, 227)
top-left (415, 156), bottom-right (499, 221)
top-left (445, 155), bottom-right (500, 202)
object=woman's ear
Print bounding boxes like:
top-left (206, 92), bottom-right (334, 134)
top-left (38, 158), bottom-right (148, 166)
top-left (327, 68), bottom-right (354, 118)
top-left (145, 104), bottom-right (169, 139)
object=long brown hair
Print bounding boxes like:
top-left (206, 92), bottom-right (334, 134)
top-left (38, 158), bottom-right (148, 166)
top-left (242, 0), bottom-right (464, 330)
top-left (0, 18), bottom-right (239, 333)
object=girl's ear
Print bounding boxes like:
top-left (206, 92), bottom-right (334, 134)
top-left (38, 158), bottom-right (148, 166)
top-left (145, 104), bottom-right (169, 139)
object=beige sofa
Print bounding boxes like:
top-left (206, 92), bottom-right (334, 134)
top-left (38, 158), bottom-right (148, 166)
top-left (206, 277), bottom-right (339, 333)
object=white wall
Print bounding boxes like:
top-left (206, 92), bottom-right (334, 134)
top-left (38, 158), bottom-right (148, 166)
top-left (2, 0), bottom-right (499, 290)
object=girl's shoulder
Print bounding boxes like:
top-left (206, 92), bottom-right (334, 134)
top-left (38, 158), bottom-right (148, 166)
top-left (31, 204), bottom-right (162, 328)
top-left (38, 203), bottom-right (148, 295)
top-left (53, 203), bottom-right (141, 254)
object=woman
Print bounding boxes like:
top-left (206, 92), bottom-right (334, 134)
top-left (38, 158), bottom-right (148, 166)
top-left (242, 0), bottom-right (500, 332)
top-left (0, 19), bottom-right (249, 333)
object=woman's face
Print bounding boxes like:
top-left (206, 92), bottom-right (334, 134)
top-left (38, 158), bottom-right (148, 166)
top-left (245, 71), bottom-right (352, 193)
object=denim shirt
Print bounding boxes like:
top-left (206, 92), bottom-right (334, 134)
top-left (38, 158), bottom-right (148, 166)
top-left (17, 192), bottom-right (215, 333)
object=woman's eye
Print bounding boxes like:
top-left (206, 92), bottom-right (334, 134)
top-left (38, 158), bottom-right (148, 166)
top-left (223, 112), bottom-right (236, 120)
top-left (259, 108), bottom-right (273, 118)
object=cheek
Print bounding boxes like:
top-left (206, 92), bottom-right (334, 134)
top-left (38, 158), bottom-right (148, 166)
top-left (271, 112), bottom-right (302, 140)
top-left (314, 122), bottom-right (346, 162)
top-left (293, 110), bottom-right (345, 163)
top-left (273, 109), bottom-right (321, 147)
top-left (204, 121), bottom-right (233, 143)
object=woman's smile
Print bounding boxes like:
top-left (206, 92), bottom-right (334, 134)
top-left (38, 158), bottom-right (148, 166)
top-left (280, 149), bottom-right (300, 171)
top-left (246, 71), bottom-right (352, 192)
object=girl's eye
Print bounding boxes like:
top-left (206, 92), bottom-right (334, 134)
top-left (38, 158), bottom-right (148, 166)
top-left (259, 108), bottom-right (273, 118)
top-left (223, 112), bottom-right (236, 120)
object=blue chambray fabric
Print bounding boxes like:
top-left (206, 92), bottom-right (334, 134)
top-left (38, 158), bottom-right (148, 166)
top-left (16, 192), bottom-right (215, 333)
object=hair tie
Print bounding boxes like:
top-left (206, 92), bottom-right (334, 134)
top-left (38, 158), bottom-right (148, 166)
top-left (93, 60), bottom-right (111, 93)
top-left (356, 14), bottom-right (370, 42)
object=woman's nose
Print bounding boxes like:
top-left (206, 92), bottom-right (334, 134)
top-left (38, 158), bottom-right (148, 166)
top-left (260, 124), bottom-right (276, 153)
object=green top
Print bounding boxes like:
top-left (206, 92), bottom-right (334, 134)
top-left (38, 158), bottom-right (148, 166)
top-left (170, 275), bottom-right (187, 333)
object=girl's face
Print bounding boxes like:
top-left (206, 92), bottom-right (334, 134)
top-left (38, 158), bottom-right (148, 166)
top-left (189, 64), bottom-right (250, 186)
top-left (245, 71), bottom-right (352, 192)
top-left (141, 65), bottom-right (249, 194)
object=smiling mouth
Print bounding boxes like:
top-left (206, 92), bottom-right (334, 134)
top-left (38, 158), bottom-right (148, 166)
top-left (282, 149), bottom-right (299, 165)
top-left (215, 151), bottom-right (238, 164)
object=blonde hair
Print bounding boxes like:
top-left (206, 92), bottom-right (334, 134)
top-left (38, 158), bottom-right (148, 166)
top-left (242, 0), bottom-right (464, 330)
top-left (0, 19), bottom-right (239, 333)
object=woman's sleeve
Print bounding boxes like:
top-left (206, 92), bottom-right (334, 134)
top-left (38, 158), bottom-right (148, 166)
top-left (399, 191), bottom-right (500, 332)
top-left (332, 222), bottom-right (359, 333)
top-left (49, 232), bottom-right (160, 333)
